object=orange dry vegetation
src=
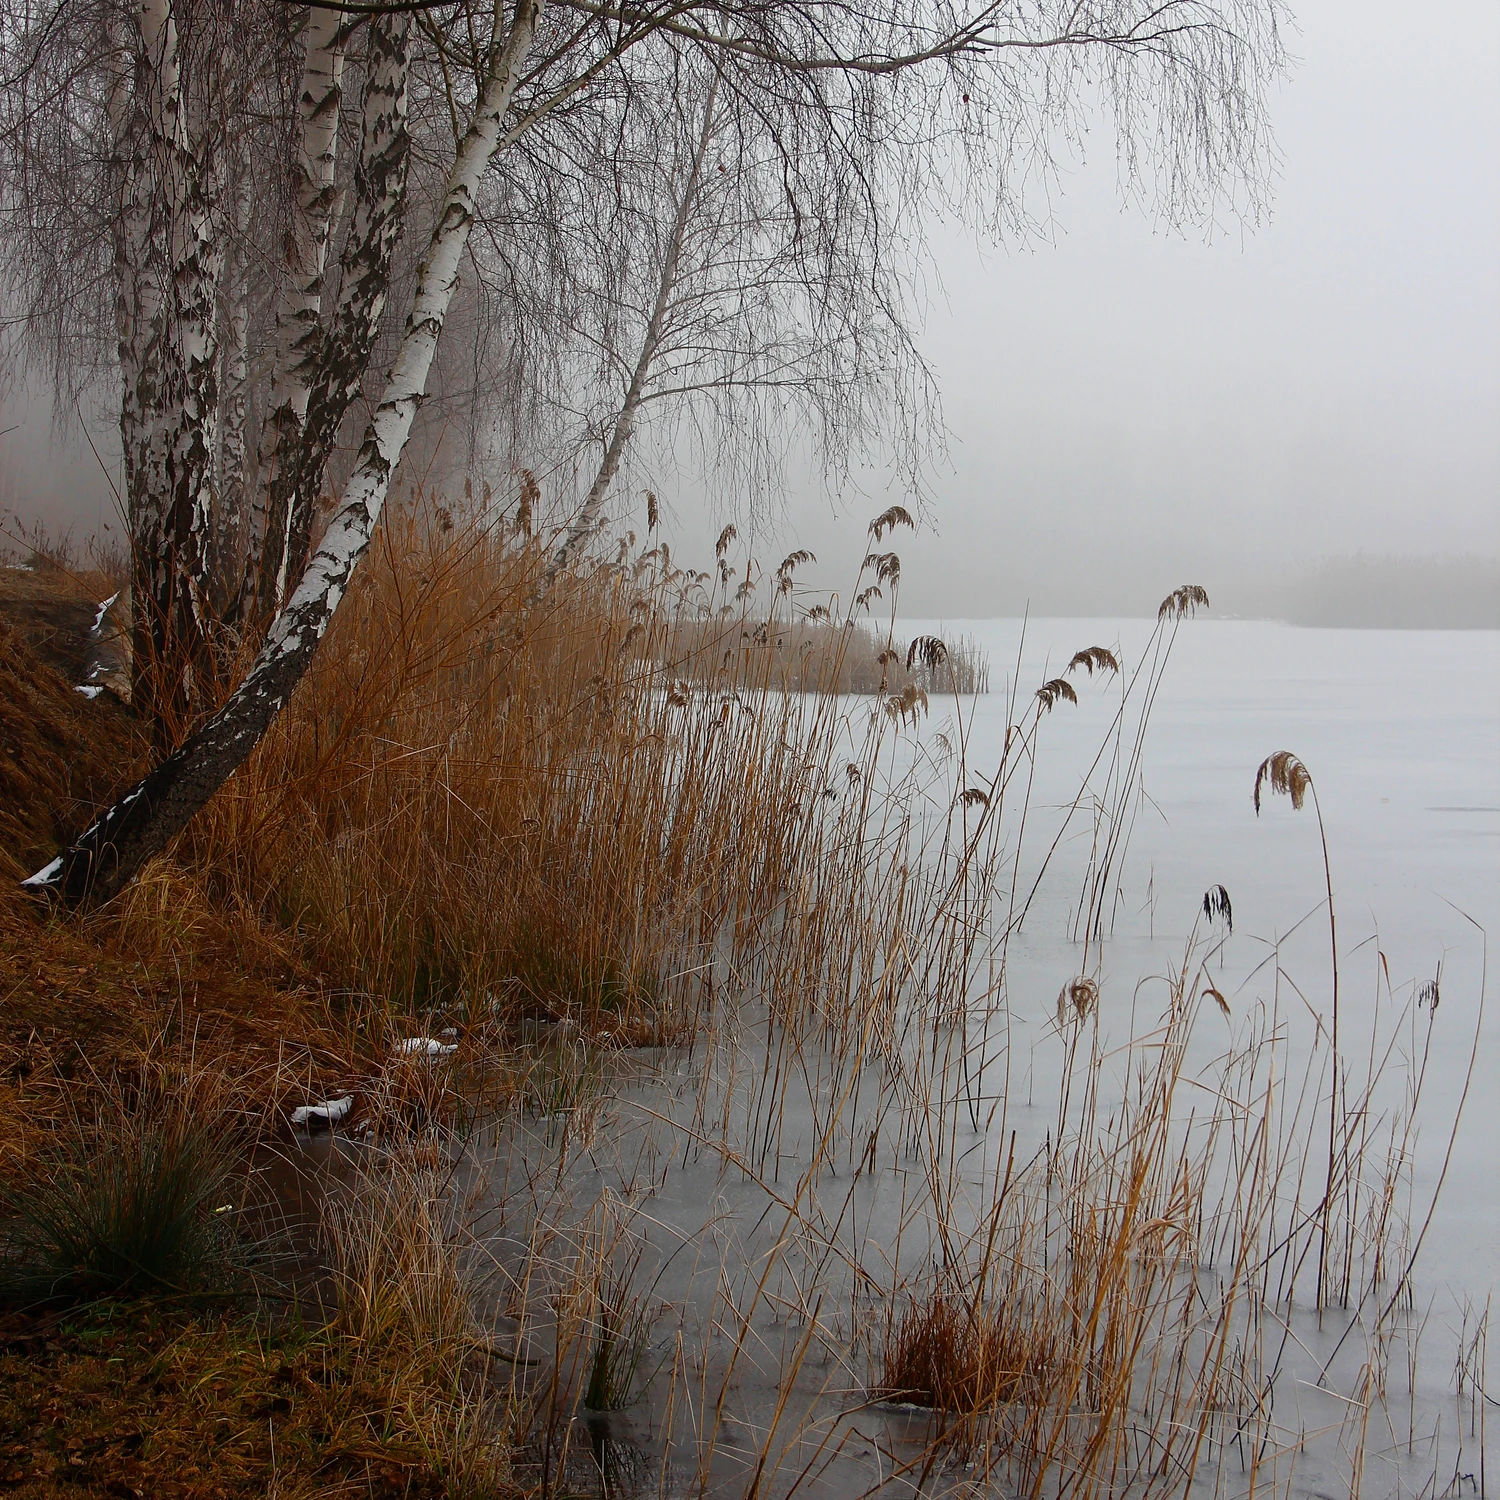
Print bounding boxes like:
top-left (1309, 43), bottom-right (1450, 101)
top-left (0, 1301), bottom-right (501, 1499)
top-left (878, 1283), bottom-right (1055, 1415)
top-left (0, 571), bottom-right (377, 1192)
top-left (0, 570), bottom-right (140, 879)
top-left (1, 566), bottom-right (514, 1500)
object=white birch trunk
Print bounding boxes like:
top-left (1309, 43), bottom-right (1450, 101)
top-left (167, 121), bottom-right (223, 670)
top-left (33, 0), bottom-right (542, 903)
top-left (281, 3), bottom-right (535, 627)
top-left (129, 0), bottom-right (186, 736)
top-left (128, 0), bottom-right (223, 721)
top-left (249, 6), bottom-right (347, 610)
top-left (260, 10), bottom-right (410, 617)
top-left (547, 78), bottom-right (719, 582)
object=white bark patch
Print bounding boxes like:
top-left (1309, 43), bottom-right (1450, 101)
top-left (92, 593), bottom-right (121, 635)
top-left (393, 1038), bottom-right (458, 1059)
top-left (259, 9), bottom-right (348, 488)
top-left (266, 11), bottom-right (411, 615)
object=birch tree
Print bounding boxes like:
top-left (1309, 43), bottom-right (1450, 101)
top-left (0, 0), bottom-right (1292, 901)
top-left (544, 73), bottom-right (724, 577)
top-left (246, 4), bottom-right (350, 619)
top-left (216, 140), bottom-right (253, 599)
top-left (0, 0), bottom-right (293, 727)
top-left (256, 8), bottom-right (414, 621)
top-left (537, 62), bottom-right (935, 579)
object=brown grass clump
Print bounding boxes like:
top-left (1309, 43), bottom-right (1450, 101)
top-left (0, 1059), bottom-right (248, 1305)
top-left (0, 1036), bottom-right (500, 1494)
top-left (317, 1153), bottom-right (513, 1494)
top-left (324, 1157), bottom-right (476, 1369)
top-left (879, 1283), bottom-right (1052, 1414)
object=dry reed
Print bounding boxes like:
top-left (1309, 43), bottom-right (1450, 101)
top-left (6, 497), bottom-right (1473, 1499)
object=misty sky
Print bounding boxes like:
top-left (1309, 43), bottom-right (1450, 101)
top-left (3, 0), bottom-right (1497, 617)
top-left (728, 0), bottom-right (1500, 615)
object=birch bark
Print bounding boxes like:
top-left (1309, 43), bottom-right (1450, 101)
top-left (128, 0), bottom-right (186, 738)
top-left (546, 77), bottom-right (719, 582)
top-left (270, 9), bottom-right (413, 614)
top-left (164, 109), bottom-right (223, 709)
top-left (218, 142), bottom-right (253, 608)
top-left (247, 6), bottom-right (348, 616)
top-left (32, 0), bottom-right (542, 904)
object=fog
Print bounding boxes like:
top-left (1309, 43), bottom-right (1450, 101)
top-left (4, 0), bottom-right (1497, 621)
top-left (668, 0), bottom-right (1500, 618)
top-left (732, 0), bottom-right (1500, 617)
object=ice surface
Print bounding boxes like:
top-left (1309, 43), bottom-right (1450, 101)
top-left (476, 622), bottom-right (1500, 1497)
top-left (906, 617), bottom-right (1500, 1305)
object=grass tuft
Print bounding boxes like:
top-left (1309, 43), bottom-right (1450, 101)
top-left (878, 1282), bottom-right (1051, 1414)
top-left (0, 1068), bottom-right (243, 1306)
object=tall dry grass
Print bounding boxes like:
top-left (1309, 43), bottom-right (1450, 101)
top-left (183, 500), bottom-right (994, 1045)
top-left (396, 539), bottom-right (1465, 1497)
top-left (185, 506), bottom-right (824, 1036)
top-left (31, 495), bottom-right (1462, 1498)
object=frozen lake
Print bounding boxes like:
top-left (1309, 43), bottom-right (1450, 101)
top-left (457, 617), bottom-right (1500, 1497)
top-left (907, 615), bottom-right (1500, 1313)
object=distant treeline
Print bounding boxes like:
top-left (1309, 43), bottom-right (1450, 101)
top-left (1246, 555), bottom-right (1500, 630)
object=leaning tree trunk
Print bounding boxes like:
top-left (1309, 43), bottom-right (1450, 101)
top-left (25, 0), bottom-right (542, 906)
top-left (545, 77), bottom-right (720, 583)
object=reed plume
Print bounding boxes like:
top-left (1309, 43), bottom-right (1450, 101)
top-left (1034, 677), bottom-right (1078, 712)
top-left (1066, 645), bottom-right (1120, 676)
top-left (1253, 748), bottom-right (1311, 812)
top-left (1158, 583), bottom-right (1210, 619)
top-left (1202, 883), bottom-right (1233, 932)
top-left (1254, 748), bottom-right (1342, 1312)
top-left (868, 504), bottom-right (914, 540)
